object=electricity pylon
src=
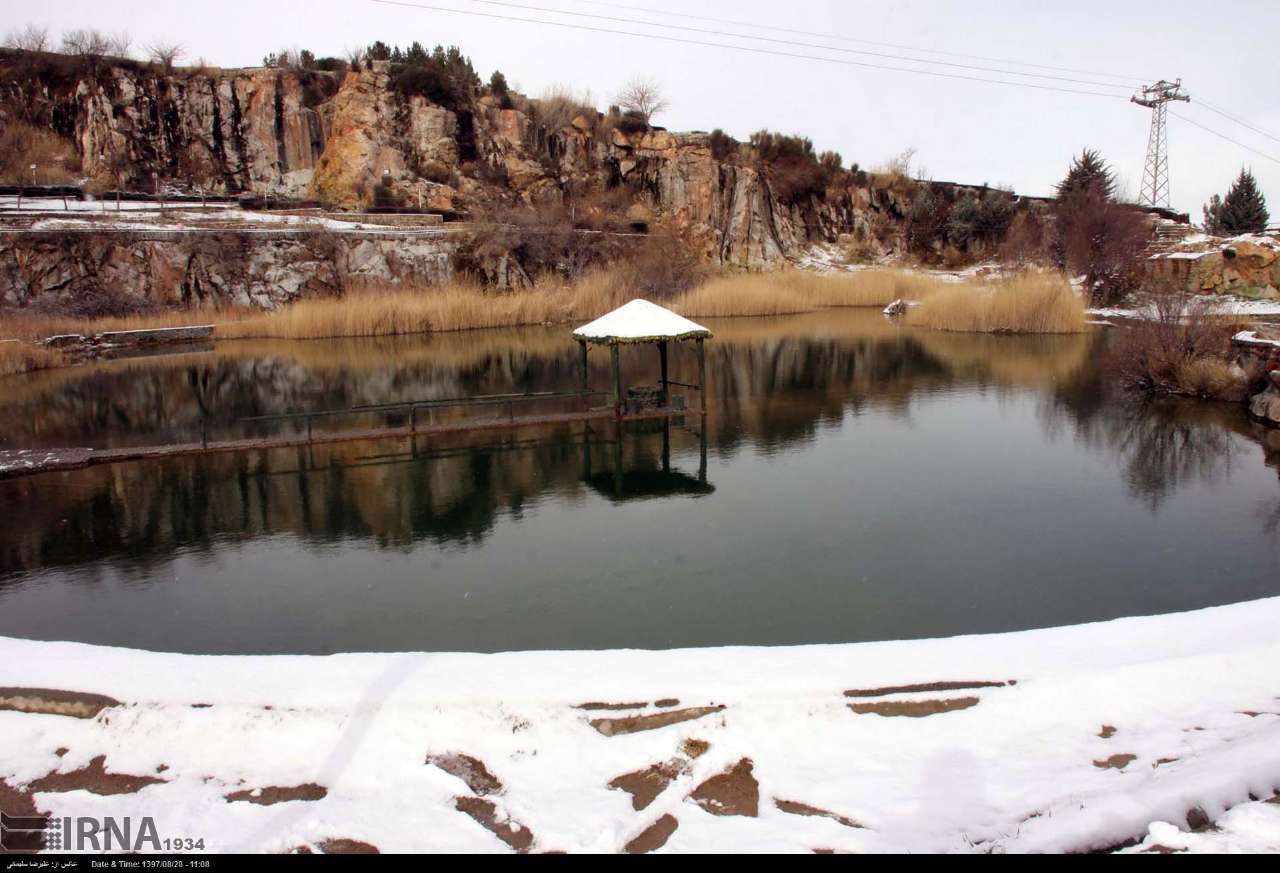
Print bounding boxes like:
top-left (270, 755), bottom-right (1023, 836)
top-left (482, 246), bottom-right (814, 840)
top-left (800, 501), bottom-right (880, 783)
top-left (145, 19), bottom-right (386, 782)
top-left (1131, 79), bottom-right (1189, 209)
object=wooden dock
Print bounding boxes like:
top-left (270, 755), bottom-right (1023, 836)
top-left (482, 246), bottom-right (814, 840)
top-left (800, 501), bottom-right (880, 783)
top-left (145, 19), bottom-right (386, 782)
top-left (0, 402), bottom-right (702, 480)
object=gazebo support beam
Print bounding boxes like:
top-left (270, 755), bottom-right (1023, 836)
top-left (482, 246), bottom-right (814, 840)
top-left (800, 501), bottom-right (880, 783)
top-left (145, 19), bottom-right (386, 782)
top-left (578, 339), bottom-right (589, 394)
top-left (695, 338), bottom-right (706, 411)
top-left (610, 343), bottom-right (622, 418)
top-left (658, 341), bottom-right (669, 407)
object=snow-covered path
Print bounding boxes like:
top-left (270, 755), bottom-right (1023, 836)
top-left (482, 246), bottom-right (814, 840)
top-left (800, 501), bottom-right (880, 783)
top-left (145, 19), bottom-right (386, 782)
top-left (2, 597), bottom-right (1279, 854)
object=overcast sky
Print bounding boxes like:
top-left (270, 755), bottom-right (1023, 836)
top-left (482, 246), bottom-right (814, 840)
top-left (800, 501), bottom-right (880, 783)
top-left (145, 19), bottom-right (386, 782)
top-left (17, 0), bottom-right (1280, 219)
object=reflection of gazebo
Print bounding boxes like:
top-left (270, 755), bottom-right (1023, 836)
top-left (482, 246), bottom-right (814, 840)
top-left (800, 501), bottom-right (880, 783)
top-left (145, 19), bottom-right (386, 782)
top-left (581, 416), bottom-right (713, 502)
top-left (573, 300), bottom-right (712, 417)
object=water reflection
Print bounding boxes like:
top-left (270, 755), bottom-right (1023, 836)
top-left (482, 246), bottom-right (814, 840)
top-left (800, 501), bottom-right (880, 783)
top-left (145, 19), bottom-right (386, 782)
top-left (0, 310), bottom-right (1277, 654)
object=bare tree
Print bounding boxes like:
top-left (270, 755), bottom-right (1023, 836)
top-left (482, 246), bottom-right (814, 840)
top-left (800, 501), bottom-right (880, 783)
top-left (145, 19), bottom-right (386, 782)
top-left (615, 76), bottom-right (668, 124)
top-left (4, 24), bottom-right (50, 52)
top-left (107, 30), bottom-right (133, 59)
top-left (146, 41), bottom-right (185, 73)
top-left (61, 28), bottom-right (112, 57)
top-left (345, 45), bottom-right (365, 72)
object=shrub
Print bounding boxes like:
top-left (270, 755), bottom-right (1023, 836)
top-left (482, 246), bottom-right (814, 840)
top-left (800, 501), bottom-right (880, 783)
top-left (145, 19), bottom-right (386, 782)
top-left (708, 128), bottom-right (738, 161)
top-left (1106, 288), bottom-right (1254, 400)
top-left (0, 121), bottom-right (80, 183)
top-left (615, 109), bottom-right (649, 136)
top-left (531, 84), bottom-right (596, 132)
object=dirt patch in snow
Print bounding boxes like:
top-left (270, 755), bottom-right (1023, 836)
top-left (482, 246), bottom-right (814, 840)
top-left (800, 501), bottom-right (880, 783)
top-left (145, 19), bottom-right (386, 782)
top-left (290, 838), bottom-right (380, 854)
top-left (1093, 754), bottom-right (1137, 770)
top-left (681, 738), bottom-right (710, 758)
top-left (225, 783), bottom-right (327, 804)
top-left (426, 752), bottom-right (503, 796)
top-left (1099, 725), bottom-right (1117, 738)
top-left (0, 687), bottom-right (121, 719)
top-left (775, 798), bottom-right (864, 829)
top-left (688, 758), bottom-right (758, 817)
top-left (29, 755), bottom-right (164, 796)
top-left (844, 680), bottom-right (1013, 698)
top-left (576, 700), bottom-right (649, 711)
top-left (849, 697), bottom-right (979, 718)
top-left (590, 705), bottom-right (724, 736)
top-left (609, 760), bottom-right (683, 811)
top-left (0, 778), bottom-right (45, 853)
top-left (455, 796), bottom-right (533, 852)
top-left (625, 813), bottom-right (678, 853)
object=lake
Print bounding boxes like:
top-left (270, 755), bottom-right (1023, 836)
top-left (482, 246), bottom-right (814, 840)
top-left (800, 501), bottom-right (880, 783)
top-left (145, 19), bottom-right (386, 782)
top-left (1, 309), bottom-right (1278, 654)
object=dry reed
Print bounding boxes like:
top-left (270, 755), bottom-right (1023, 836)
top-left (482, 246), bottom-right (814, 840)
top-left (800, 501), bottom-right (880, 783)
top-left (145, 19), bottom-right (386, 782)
top-left (0, 341), bottom-right (64, 377)
top-left (905, 271), bottom-right (1086, 334)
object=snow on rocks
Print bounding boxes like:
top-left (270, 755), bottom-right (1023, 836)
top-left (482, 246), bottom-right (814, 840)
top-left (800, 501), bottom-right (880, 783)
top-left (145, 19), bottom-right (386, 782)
top-left (1123, 798), bottom-right (1280, 854)
top-left (2, 597), bottom-right (1280, 853)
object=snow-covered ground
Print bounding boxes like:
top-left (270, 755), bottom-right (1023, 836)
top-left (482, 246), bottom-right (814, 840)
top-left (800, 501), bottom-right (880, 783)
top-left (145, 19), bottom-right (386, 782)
top-left (2, 597), bottom-right (1279, 854)
top-left (1088, 298), bottom-right (1280, 319)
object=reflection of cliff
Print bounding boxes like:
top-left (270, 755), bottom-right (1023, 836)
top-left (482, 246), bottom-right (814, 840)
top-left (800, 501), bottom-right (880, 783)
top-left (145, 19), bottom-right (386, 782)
top-left (5, 311), bottom-right (1268, 580)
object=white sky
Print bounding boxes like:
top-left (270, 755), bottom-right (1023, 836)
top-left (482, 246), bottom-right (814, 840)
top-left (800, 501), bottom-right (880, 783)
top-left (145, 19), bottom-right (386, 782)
top-left (16, 0), bottom-right (1280, 219)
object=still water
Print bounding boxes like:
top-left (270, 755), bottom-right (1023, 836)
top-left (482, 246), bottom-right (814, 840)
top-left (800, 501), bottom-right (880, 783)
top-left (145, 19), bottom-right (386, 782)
top-left (1, 310), bottom-right (1278, 654)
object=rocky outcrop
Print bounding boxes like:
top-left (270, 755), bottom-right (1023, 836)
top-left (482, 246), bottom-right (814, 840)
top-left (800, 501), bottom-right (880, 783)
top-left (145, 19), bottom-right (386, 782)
top-left (1, 53), bottom-right (1022, 271)
top-left (0, 231), bottom-right (456, 310)
top-left (1250, 371), bottom-right (1280, 427)
top-left (1145, 236), bottom-right (1280, 298)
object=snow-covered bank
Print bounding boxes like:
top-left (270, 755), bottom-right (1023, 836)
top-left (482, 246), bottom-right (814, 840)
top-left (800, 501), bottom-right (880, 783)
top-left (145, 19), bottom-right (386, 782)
top-left (2, 598), bottom-right (1279, 854)
top-left (1089, 298), bottom-right (1280, 319)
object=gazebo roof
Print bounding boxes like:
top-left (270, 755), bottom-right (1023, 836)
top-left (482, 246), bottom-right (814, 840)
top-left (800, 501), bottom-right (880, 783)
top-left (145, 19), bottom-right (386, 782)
top-left (572, 299), bottom-right (712, 345)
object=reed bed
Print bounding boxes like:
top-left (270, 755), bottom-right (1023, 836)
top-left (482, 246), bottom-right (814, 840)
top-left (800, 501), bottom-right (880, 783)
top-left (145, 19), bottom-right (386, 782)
top-left (673, 269), bottom-right (948, 318)
top-left (0, 341), bottom-right (65, 377)
top-left (1, 267), bottom-right (1065, 359)
top-left (905, 272), bottom-right (1086, 334)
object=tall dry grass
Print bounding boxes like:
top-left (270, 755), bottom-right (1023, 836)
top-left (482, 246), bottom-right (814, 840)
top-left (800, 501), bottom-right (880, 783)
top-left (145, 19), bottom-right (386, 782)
top-left (905, 271), bottom-right (1086, 334)
top-left (0, 341), bottom-right (64, 377)
top-left (673, 269), bottom-right (946, 318)
top-left (2, 267), bottom-right (1042, 357)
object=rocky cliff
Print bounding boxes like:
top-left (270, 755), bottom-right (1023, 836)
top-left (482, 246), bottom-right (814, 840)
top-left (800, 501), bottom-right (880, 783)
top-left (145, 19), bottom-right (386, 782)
top-left (1, 52), bottom-right (1021, 271)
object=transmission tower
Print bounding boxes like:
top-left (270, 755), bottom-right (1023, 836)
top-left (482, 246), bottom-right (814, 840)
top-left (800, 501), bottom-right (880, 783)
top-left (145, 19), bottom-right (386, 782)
top-left (1131, 79), bottom-right (1189, 209)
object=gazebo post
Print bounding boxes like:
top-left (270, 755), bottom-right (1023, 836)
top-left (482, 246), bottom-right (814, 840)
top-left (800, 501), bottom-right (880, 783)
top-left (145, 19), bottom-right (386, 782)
top-left (610, 343), bottom-right (622, 418)
top-left (695, 337), bottom-right (706, 411)
top-left (578, 339), bottom-right (589, 394)
top-left (658, 340), bottom-right (669, 407)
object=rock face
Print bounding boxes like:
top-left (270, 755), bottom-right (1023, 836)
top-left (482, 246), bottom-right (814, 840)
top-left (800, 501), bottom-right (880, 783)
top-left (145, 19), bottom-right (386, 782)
top-left (1250, 372), bottom-right (1280, 427)
top-left (1145, 236), bottom-right (1280, 298)
top-left (2, 54), bottom-right (1022, 270)
top-left (0, 231), bottom-right (457, 310)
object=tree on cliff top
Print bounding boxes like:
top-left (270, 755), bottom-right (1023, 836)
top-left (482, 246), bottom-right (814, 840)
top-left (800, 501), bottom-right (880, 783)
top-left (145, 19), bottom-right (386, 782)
top-left (1206, 168), bottom-right (1270, 235)
top-left (4, 24), bottom-right (50, 53)
top-left (147, 42), bottom-right (184, 73)
top-left (1052, 149), bottom-right (1149, 304)
top-left (615, 76), bottom-right (668, 125)
top-left (1055, 149), bottom-right (1115, 202)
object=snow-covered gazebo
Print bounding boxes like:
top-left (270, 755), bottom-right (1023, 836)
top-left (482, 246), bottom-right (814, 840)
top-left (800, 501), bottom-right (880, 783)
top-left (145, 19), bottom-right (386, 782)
top-left (573, 299), bottom-right (712, 416)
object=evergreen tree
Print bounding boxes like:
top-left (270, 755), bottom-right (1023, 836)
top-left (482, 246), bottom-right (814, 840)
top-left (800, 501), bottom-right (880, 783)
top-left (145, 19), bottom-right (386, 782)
top-left (1202, 194), bottom-right (1225, 236)
top-left (1055, 149), bottom-right (1115, 202)
top-left (1216, 168), bottom-right (1270, 234)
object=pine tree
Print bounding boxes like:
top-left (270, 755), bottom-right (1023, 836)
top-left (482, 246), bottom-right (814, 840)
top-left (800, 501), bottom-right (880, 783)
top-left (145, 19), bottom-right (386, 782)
top-left (1216, 168), bottom-right (1270, 234)
top-left (1202, 194), bottom-right (1226, 235)
top-left (1055, 149), bottom-right (1115, 202)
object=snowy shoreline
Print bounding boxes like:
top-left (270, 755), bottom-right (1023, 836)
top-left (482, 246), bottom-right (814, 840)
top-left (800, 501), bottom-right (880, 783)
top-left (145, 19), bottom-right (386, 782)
top-left (2, 598), bottom-right (1279, 853)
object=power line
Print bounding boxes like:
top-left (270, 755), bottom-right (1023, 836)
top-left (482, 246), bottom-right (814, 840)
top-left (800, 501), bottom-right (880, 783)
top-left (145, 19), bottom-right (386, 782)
top-left (464, 0), bottom-right (1135, 91)
top-left (368, 0), bottom-right (1131, 99)
top-left (1195, 99), bottom-right (1280, 147)
top-left (564, 0), bottom-right (1152, 85)
top-left (1170, 110), bottom-right (1280, 166)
